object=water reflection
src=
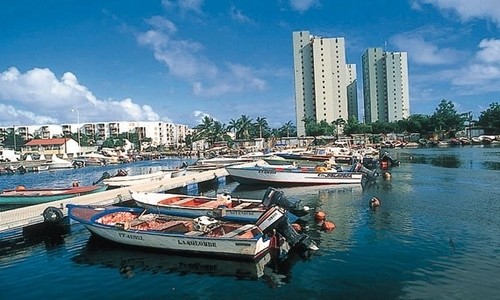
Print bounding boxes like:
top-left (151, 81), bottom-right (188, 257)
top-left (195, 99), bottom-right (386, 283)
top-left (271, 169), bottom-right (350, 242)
top-left (72, 236), bottom-right (305, 286)
top-left (481, 161), bottom-right (500, 170)
top-left (0, 223), bottom-right (69, 257)
top-left (430, 155), bottom-right (462, 168)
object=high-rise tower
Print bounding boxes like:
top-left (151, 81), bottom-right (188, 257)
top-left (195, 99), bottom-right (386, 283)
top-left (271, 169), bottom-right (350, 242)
top-left (362, 48), bottom-right (410, 123)
top-left (292, 31), bottom-right (356, 137)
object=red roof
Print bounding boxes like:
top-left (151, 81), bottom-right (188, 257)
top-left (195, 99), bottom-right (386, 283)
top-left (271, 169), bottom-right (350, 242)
top-left (24, 138), bottom-right (72, 146)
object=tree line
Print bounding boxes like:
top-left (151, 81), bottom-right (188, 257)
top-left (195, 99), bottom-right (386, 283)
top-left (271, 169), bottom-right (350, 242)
top-left (2, 100), bottom-right (498, 151)
top-left (187, 100), bottom-right (499, 148)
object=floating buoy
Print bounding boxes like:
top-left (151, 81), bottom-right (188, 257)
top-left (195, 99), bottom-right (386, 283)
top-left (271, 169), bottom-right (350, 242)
top-left (314, 211), bottom-right (326, 221)
top-left (291, 223), bottom-right (302, 232)
top-left (370, 197), bottom-right (381, 208)
top-left (322, 221), bottom-right (336, 231)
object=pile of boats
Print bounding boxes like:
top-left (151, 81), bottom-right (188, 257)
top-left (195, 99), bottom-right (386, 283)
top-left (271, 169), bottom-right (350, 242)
top-left (68, 187), bottom-right (319, 261)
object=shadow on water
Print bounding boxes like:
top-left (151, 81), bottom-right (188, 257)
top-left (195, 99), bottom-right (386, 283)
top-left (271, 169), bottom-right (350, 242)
top-left (482, 161), bottom-right (500, 170)
top-left (398, 152), bottom-right (462, 168)
top-left (0, 222), bottom-right (69, 256)
top-left (72, 236), bottom-right (304, 286)
top-left (430, 154), bottom-right (462, 168)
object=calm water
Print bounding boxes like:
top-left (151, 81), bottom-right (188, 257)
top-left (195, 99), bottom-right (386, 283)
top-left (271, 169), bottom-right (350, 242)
top-left (0, 147), bottom-right (499, 299)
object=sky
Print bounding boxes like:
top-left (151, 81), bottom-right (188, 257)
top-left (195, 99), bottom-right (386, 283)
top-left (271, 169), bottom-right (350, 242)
top-left (1, 0), bottom-right (500, 129)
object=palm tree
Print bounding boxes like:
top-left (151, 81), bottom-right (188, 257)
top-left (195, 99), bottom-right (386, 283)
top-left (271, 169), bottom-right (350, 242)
top-left (280, 121), bottom-right (295, 138)
top-left (194, 116), bottom-right (214, 138)
top-left (211, 120), bottom-right (229, 143)
top-left (236, 115), bottom-right (253, 140)
top-left (227, 118), bottom-right (238, 138)
top-left (255, 117), bottom-right (268, 139)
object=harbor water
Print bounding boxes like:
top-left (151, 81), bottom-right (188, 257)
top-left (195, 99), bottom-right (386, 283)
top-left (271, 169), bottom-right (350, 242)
top-left (0, 147), bottom-right (499, 299)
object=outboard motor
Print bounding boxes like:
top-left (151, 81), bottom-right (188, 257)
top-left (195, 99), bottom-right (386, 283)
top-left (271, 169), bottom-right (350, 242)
top-left (92, 171), bottom-right (111, 185)
top-left (261, 187), bottom-right (310, 217)
top-left (350, 162), bottom-right (379, 182)
top-left (256, 206), bottom-right (318, 252)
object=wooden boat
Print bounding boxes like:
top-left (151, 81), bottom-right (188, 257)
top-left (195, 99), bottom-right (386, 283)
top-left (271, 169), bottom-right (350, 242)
top-left (225, 160), bottom-right (364, 186)
top-left (67, 204), bottom-right (318, 260)
top-left (101, 168), bottom-right (185, 188)
top-left (0, 184), bottom-right (107, 205)
top-left (130, 187), bottom-right (310, 223)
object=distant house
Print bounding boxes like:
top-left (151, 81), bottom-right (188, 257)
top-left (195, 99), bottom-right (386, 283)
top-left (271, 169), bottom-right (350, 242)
top-left (22, 138), bottom-right (80, 156)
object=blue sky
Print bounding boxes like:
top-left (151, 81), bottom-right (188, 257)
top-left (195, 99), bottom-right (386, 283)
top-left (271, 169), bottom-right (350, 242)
top-left (1, 0), bottom-right (499, 129)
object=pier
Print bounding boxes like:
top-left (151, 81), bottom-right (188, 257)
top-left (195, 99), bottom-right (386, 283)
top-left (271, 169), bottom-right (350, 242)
top-left (0, 168), bottom-right (229, 233)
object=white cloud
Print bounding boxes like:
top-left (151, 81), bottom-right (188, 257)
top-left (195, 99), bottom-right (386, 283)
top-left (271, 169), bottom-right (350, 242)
top-left (391, 32), bottom-right (463, 65)
top-left (162, 0), bottom-right (204, 15)
top-left (146, 15), bottom-right (177, 33)
top-left (230, 6), bottom-right (254, 24)
top-left (137, 16), bottom-right (267, 97)
top-left (289, 0), bottom-right (319, 12)
top-left (178, 0), bottom-right (204, 14)
top-left (414, 0), bottom-right (500, 25)
top-left (0, 103), bottom-right (58, 125)
top-left (428, 39), bottom-right (500, 95)
top-left (0, 67), bottom-right (161, 126)
top-left (476, 38), bottom-right (500, 63)
top-left (192, 110), bottom-right (216, 123)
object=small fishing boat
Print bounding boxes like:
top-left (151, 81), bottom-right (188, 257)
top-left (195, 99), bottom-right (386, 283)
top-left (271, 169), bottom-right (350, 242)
top-left (130, 187), bottom-right (310, 223)
top-left (99, 168), bottom-right (186, 188)
top-left (226, 160), bottom-right (365, 186)
top-left (43, 155), bottom-right (73, 169)
top-left (67, 204), bottom-right (318, 260)
top-left (0, 184), bottom-right (107, 205)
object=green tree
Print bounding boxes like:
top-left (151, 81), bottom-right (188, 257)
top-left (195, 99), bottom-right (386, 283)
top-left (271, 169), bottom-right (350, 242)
top-left (430, 99), bottom-right (464, 136)
top-left (254, 117), bottom-right (268, 139)
top-left (401, 114), bottom-right (432, 134)
top-left (371, 120), bottom-right (395, 134)
top-left (2, 130), bottom-right (24, 151)
top-left (227, 118), bottom-right (238, 137)
top-left (235, 115), bottom-right (253, 140)
top-left (477, 102), bottom-right (500, 133)
top-left (343, 117), bottom-right (370, 135)
top-left (279, 121), bottom-right (296, 137)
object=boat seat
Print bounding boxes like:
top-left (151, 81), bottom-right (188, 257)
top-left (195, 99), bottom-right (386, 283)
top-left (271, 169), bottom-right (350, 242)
top-left (171, 197), bottom-right (195, 205)
top-left (129, 219), bottom-right (147, 227)
top-left (232, 202), bottom-right (253, 209)
top-left (197, 201), bottom-right (227, 208)
top-left (184, 231), bottom-right (204, 236)
top-left (221, 224), bottom-right (255, 238)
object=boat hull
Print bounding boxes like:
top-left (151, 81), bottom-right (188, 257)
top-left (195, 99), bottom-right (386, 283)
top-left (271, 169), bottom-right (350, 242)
top-left (85, 225), bottom-right (269, 259)
top-left (68, 205), bottom-right (272, 260)
top-left (103, 171), bottom-right (170, 188)
top-left (226, 165), bottom-right (363, 186)
top-left (0, 185), bottom-right (107, 205)
top-left (131, 192), bottom-right (264, 223)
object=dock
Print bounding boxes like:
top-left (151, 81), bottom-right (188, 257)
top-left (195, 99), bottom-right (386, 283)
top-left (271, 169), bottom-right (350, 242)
top-left (0, 168), bottom-right (229, 233)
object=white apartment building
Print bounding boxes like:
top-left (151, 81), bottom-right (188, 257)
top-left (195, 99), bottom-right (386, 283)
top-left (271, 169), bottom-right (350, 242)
top-left (292, 30), bottom-right (357, 137)
top-left (346, 64), bottom-right (358, 120)
top-left (1, 121), bottom-right (192, 149)
top-left (362, 48), bottom-right (410, 123)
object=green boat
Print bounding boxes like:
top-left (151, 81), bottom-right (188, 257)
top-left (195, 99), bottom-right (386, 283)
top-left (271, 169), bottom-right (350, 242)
top-left (0, 184), bottom-right (107, 205)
